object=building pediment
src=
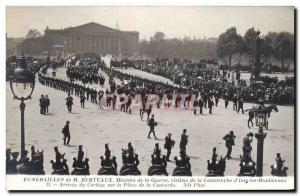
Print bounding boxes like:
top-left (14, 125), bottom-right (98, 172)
top-left (64, 22), bottom-right (121, 34)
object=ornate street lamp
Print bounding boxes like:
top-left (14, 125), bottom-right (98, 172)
top-left (9, 52), bottom-right (35, 159)
top-left (254, 109), bottom-right (267, 176)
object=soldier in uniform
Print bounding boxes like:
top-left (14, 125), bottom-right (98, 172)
top-left (164, 133), bottom-right (175, 161)
top-left (223, 130), bottom-right (236, 159)
top-left (62, 121), bottom-right (71, 145)
top-left (65, 93), bottom-right (73, 113)
top-left (147, 114), bottom-right (158, 139)
top-left (180, 129), bottom-right (188, 152)
top-left (80, 93), bottom-right (86, 108)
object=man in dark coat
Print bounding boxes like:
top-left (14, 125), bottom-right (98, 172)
top-left (199, 97), bottom-right (204, 114)
top-left (164, 133), bottom-right (175, 161)
top-left (223, 130), bottom-right (236, 159)
top-left (180, 129), bottom-right (188, 151)
top-left (45, 95), bottom-right (50, 114)
top-left (224, 93), bottom-right (229, 109)
top-left (208, 97), bottom-right (214, 114)
top-left (62, 121), bottom-right (71, 145)
top-left (147, 114), bottom-right (157, 139)
top-left (39, 95), bottom-right (45, 114)
top-left (237, 97), bottom-right (244, 114)
top-left (193, 98), bottom-right (198, 115)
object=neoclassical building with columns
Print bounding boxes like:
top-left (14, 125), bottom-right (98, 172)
top-left (44, 22), bottom-right (139, 56)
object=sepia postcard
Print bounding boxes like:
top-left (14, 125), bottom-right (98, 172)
top-left (5, 6), bottom-right (295, 191)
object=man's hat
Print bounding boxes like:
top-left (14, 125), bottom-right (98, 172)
top-left (66, 121), bottom-right (70, 123)
top-left (11, 152), bottom-right (19, 158)
top-left (247, 132), bottom-right (254, 137)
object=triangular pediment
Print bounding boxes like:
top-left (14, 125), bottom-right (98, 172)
top-left (64, 22), bottom-right (120, 33)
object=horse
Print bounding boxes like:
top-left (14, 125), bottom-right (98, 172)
top-left (246, 104), bottom-right (278, 129)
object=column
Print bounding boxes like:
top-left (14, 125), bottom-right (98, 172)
top-left (103, 36), bottom-right (106, 54)
top-left (99, 36), bottom-right (102, 54)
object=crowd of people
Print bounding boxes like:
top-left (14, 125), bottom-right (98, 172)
top-left (37, 54), bottom-right (294, 121)
top-left (66, 56), bottom-right (105, 85)
top-left (110, 57), bottom-right (295, 105)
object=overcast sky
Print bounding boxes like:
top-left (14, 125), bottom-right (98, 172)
top-left (6, 6), bottom-right (294, 39)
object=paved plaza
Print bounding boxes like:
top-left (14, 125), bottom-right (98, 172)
top-left (6, 68), bottom-right (294, 176)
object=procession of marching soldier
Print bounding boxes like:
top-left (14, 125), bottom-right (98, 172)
top-left (6, 7), bottom-right (294, 178)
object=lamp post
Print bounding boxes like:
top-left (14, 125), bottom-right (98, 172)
top-left (254, 109), bottom-right (267, 176)
top-left (9, 52), bottom-right (35, 159)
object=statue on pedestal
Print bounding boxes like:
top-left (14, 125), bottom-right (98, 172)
top-left (271, 153), bottom-right (288, 177)
top-left (50, 146), bottom-right (69, 175)
top-left (98, 143), bottom-right (118, 175)
top-left (119, 142), bottom-right (141, 175)
top-left (71, 145), bottom-right (90, 175)
top-left (173, 148), bottom-right (192, 176)
top-left (148, 143), bottom-right (168, 176)
top-left (206, 147), bottom-right (226, 176)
